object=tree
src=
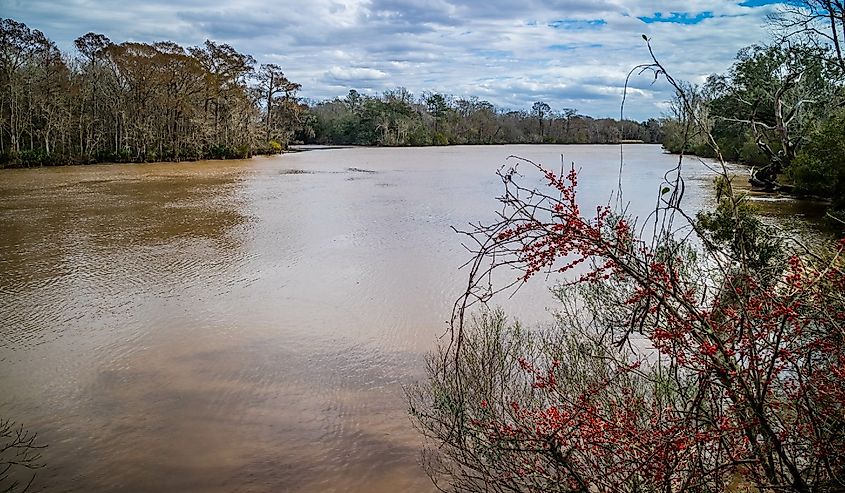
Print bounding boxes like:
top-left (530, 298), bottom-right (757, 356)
top-left (532, 101), bottom-right (551, 141)
top-left (344, 89), bottom-right (363, 113)
top-left (257, 63), bottom-right (298, 145)
top-left (188, 40), bottom-right (256, 149)
top-left (274, 76), bottom-right (305, 147)
top-left (0, 19), bottom-right (50, 155)
top-left (789, 108), bottom-right (845, 217)
top-left (770, 0), bottom-right (845, 71)
top-left (424, 92), bottom-right (449, 134)
top-left (561, 108), bottom-right (578, 141)
top-left (74, 32), bottom-right (112, 156)
top-left (661, 42), bottom-right (845, 193)
top-left (712, 44), bottom-right (841, 188)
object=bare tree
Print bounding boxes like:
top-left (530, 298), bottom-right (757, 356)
top-left (257, 63), bottom-right (288, 144)
top-left (770, 0), bottom-right (845, 71)
top-left (0, 420), bottom-right (44, 493)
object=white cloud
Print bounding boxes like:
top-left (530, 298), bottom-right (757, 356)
top-left (326, 66), bottom-right (389, 81)
top-left (1, 0), bottom-right (785, 119)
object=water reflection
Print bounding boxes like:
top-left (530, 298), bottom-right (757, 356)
top-left (0, 163), bottom-right (252, 350)
top-left (723, 166), bottom-right (835, 239)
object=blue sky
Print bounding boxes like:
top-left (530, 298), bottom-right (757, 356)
top-left (1, 0), bottom-right (785, 120)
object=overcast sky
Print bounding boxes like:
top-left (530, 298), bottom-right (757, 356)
top-left (2, 0), bottom-right (783, 120)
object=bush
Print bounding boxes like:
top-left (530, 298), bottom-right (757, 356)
top-left (738, 138), bottom-right (769, 167)
top-left (15, 149), bottom-right (57, 167)
top-left (432, 132), bottom-right (450, 146)
top-left (410, 158), bottom-right (845, 493)
top-left (408, 126), bottom-right (432, 147)
top-left (206, 145), bottom-right (228, 160)
top-left (696, 176), bottom-right (783, 274)
top-left (233, 144), bottom-right (251, 159)
top-left (788, 111), bottom-right (845, 211)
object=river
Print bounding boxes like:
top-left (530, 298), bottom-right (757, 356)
top-left (0, 144), bottom-right (816, 492)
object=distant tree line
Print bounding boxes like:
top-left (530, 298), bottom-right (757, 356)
top-left (305, 89), bottom-right (664, 146)
top-left (1, 18), bottom-right (669, 170)
top-left (660, 0), bottom-right (845, 218)
top-left (0, 18), bottom-right (307, 168)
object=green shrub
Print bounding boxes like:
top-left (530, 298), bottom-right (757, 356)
top-left (738, 139), bottom-right (769, 166)
top-left (788, 110), bottom-right (845, 210)
top-left (18, 149), bottom-right (56, 167)
top-left (233, 144), bottom-right (250, 159)
top-left (432, 132), bottom-right (449, 146)
top-left (697, 179), bottom-right (783, 274)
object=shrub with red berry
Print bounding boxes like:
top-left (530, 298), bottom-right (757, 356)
top-left (409, 158), bottom-right (845, 493)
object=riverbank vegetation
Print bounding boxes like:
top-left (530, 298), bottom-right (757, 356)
top-left (410, 38), bottom-right (845, 493)
top-left (305, 90), bottom-right (662, 146)
top-left (0, 18), bottom-right (307, 168)
top-left (659, 1), bottom-right (845, 220)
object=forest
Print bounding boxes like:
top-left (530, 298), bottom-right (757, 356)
top-left (305, 91), bottom-right (662, 146)
top-left (0, 18), bottom-right (662, 170)
top-left (0, 18), bottom-right (305, 167)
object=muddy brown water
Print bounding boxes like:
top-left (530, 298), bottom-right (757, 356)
top-left (0, 145), bottom-right (822, 492)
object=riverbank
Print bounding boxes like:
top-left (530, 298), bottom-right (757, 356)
top-left (666, 148), bottom-right (842, 226)
top-left (664, 140), bottom-right (844, 226)
top-left (0, 148), bottom-right (298, 170)
top-left (0, 141), bottom-right (653, 170)
top-left (300, 140), bottom-right (654, 148)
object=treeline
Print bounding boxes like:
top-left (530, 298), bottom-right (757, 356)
top-left (305, 90), bottom-right (663, 146)
top-left (1, 17), bottom-right (665, 169)
top-left (0, 18), bottom-right (307, 168)
top-left (660, 0), bottom-right (845, 216)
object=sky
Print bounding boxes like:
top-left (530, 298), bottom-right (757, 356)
top-left (2, 0), bottom-right (787, 120)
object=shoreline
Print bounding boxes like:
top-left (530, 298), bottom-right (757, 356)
top-left (666, 149), bottom-right (835, 206)
top-left (0, 150), bottom-right (295, 171)
top-left (1, 142), bottom-right (658, 170)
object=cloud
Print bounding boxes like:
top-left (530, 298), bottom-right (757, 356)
top-left (325, 66), bottom-right (389, 82)
top-left (1, 0), bottom-right (786, 119)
